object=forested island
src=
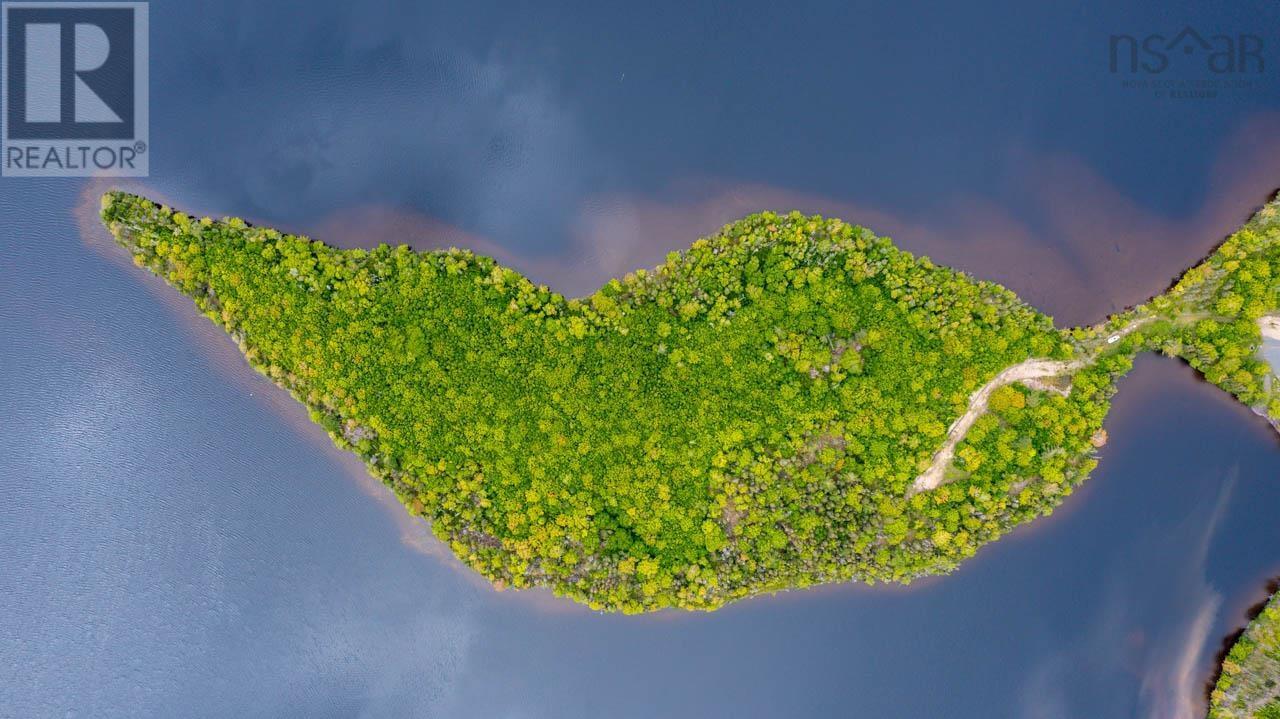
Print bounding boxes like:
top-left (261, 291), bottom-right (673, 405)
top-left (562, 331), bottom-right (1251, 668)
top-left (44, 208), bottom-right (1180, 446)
top-left (1213, 588), bottom-right (1280, 718)
top-left (100, 191), bottom-right (1280, 613)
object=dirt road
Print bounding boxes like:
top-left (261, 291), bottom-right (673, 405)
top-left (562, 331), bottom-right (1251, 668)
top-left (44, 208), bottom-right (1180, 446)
top-left (908, 317), bottom-right (1152, 495)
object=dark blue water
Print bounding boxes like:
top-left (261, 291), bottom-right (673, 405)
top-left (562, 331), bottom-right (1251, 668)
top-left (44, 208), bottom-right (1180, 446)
top-left (4, 1), bottom-right (1280, 717)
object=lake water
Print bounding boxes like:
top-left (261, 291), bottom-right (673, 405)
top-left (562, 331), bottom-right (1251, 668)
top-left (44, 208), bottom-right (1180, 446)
top-left (4, 2), bottom-right (1280, 717)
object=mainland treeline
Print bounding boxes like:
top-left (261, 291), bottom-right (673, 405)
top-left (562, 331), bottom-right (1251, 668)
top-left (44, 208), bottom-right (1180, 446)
top-left (1149, 203), bottom-right (1280, 422)
top-left (1212, 589), bottom-right (1280, 719)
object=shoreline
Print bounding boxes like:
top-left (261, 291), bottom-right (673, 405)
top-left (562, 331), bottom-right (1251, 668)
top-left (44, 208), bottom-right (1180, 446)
top-left (90, 181), bottom-right (1280, 615)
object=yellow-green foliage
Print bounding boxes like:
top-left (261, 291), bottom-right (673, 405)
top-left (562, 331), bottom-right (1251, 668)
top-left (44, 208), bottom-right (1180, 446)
top-left (100, 191), bottom-right (1280, 612)
top-left (1154, 203), bottom-right (1280, 417)
top-left (1211, 591), bottom-right (1280, 719)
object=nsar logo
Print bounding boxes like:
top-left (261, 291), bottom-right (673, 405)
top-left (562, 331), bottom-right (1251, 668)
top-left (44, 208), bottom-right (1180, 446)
top-left (1109, 26), bottom-right (1263, 75)
top-left (2, 2), bottom-right (148, 177)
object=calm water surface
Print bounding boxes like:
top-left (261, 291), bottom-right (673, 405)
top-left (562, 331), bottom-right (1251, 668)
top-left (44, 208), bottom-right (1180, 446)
top-left (5, 2), bottom-right (1280, 717)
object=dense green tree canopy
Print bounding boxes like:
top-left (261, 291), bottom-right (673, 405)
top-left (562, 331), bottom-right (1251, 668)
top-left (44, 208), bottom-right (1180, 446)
top-left (100, 192), bottom-right (1280, 612)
